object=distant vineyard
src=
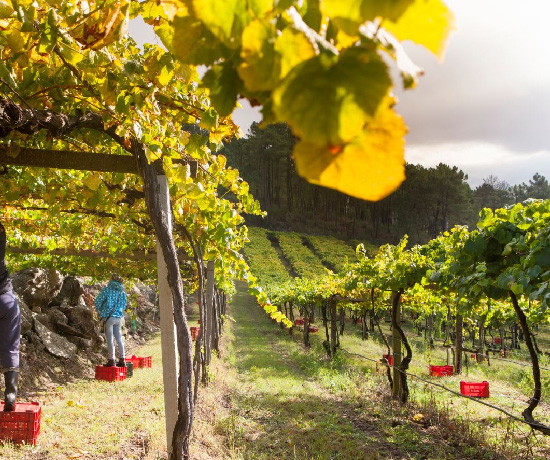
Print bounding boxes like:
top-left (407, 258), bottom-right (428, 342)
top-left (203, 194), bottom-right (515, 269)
top-left (304, 235), bottom-right (359, 273)
top-left (243, 227), bottom-right (292, 288)
top-left (273, 232), bottom-right (328, 279)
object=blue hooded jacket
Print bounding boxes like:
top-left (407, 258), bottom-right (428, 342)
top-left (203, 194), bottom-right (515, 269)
top-left (94, 280), bottom-right (127, 319)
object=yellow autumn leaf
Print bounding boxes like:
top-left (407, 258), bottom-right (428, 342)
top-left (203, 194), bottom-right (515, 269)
top-left (238, 19), bottom-right (280, 92)
top-left (293, 101), bottom-right (406, 201)
top-left (383, 0), bottom-right (455, 60)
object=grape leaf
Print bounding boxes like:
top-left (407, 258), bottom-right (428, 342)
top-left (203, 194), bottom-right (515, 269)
top-left (292, 100), bottom-right (406, 200)
top-left (272, 48), bottom-right (391, 146)
top-left (384, 0), bottom-right (455, 59)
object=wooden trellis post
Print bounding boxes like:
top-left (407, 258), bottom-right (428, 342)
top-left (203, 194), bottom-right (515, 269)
top-left (156, 174), bottom-right (178, 453)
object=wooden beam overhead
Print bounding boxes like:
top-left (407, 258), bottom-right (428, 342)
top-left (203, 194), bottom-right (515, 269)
top-left (0, 147), bottom-right (139, 174)
top-left (8, 246), bottom-right (192, 262)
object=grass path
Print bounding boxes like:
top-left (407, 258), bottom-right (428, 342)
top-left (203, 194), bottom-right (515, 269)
top-left (208, 283), bottom-right (514, 460)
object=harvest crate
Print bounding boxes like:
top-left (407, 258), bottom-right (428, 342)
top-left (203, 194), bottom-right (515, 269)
top-left (494, 337), bottom-right (501, 345)
top-left (126, 355), bottom-right (140, 368)
top-left (429, 365), bottom-right (454, 377)
top-left (460, 380), bottom-right (490, 398)
top-left (138, 356), bottom-right (152, 368)
top-left (190, 326), bottom-right (200, 340)
top-left (294, 318), bottom-right (305, 326)
top-left (382, 354), bottom-right (393, 366)
top-left (0, 402), bottom-right (41, 445)
top-left (355, 318), bottom-right (362, 324)
top-left (95, 365), bottom-right (126, 382)
top-left (308, 326), bottom-right (319, 333)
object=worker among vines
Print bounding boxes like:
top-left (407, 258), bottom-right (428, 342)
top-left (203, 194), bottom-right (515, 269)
top-left (0, 221), bottom-right (20, 411)
top-left (94, 274), bottom-right (128, 367)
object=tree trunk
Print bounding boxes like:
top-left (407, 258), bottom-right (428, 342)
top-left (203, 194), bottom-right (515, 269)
top-left (455, 314), bottom-right (463, 375)
top-left (391, 291), bottom-right (402, 400)
top-left (510, 291), bottom-right (550, 435)
top-left (330, 300), bottom-right (338, 357)
top-left (477, 315), bottom-right (486, 363)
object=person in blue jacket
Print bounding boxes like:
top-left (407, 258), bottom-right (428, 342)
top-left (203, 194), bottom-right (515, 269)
top-left (0, 222), bottom-right (20, 411)
top-left (94, 274), bottom-right (127, 367)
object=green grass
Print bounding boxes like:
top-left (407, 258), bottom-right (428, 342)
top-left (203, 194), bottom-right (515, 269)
top-left (0, 338), bottom-right (167, 460)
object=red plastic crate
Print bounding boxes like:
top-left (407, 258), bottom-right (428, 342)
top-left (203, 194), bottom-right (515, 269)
top-left (294, 318), bottom-right (305, 326)
top-left (126, 355), bottom-right (140, 368)
top-left (95, 365), bottom-right (126, 382)
top-left (460, 380), bottom-right (490, 398)
top-left (494, 337), bottom-right (501, 344)
top-left (429, 365), bottom-right (454, 377)
top-left (382, 354), bottom-right (394, 366)
top-left (308, 326), bottom-right (319, 333)
top-left (190, 326), bottom-right (200, 340)
top-left (138, 356), bottom-right (152, 368)
top-left (0, 401), bottom-right (41, 445)
top-left (356, 318), bottom-right (362, 324)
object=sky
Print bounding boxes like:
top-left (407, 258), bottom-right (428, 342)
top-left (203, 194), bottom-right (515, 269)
top-left (130, 1), bottom-right (550, 188)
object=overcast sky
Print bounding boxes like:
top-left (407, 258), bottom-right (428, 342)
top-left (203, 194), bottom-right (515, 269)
top-left (130, 1), bottom-right (550, 188)
top-left (397, 0), bottom-right (550, 187)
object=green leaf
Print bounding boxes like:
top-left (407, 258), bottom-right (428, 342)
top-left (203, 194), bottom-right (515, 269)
top-left (203, 63), bottom-right (242, 117)
top-left (156, 14), bottom-right (225, 66)
top-left (534, 247), bottom-right (550, 268)
top-left (274, 27), bottom-right (316, 79)
top-left (273, 48), bottom-right (391, 146)
top-left (192, 0), bottom-right (249, 48)
top-left (510, 282), bottom-right (523, 295)
top-left (199, 107), bottom-right (219, 130)
top-left (0, 1), bottom-right (14, 19)
top-left (464, 234), bottom-right (487, 256)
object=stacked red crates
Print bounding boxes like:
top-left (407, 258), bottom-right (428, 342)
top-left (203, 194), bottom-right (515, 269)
top-left (0, 402), bottom-right (41, 445)
top-left (460, 381), bottom-right (490, 398)
top-left (190, 326), bottom-right (200, 340)
top-left (429, 365), bottom-right (454, 377)
top-left (138, 356), bottom-right (152, 368)
top-left (95, 365), bottom-right (127, 382)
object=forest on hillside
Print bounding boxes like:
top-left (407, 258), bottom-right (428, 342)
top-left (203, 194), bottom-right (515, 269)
top-left (223, 123), bottom-right (550, 244)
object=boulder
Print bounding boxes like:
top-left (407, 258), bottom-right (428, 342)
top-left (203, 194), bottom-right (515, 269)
top-left (50, 276), bottom-right (84, 306)
top-left (18, 297), bottom-right (33, 336)
top-left (34, 319), bottom-right (77, 359)
top-left (48, 307), bottom-right (68, 326)
top-left (66, 305), bottom-right (95, 336)
top-left (11, 268), bottom-right (63, 310)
